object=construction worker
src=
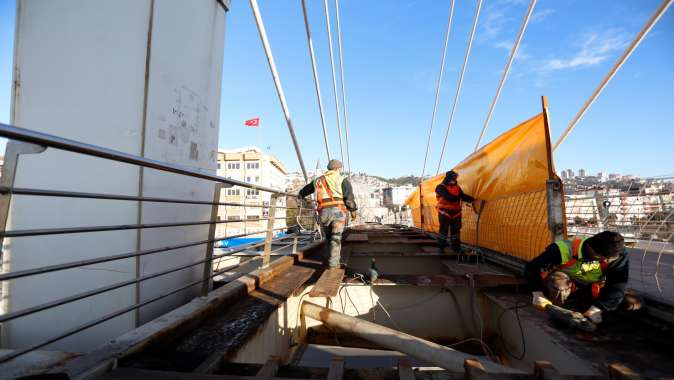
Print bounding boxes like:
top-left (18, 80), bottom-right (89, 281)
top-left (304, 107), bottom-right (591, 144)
top-left (525, 231), bottom-right (641, 325)
top-left (435, 170), bottom-right (475, 254)
top-left (299, 159), bottom-right (357, 269)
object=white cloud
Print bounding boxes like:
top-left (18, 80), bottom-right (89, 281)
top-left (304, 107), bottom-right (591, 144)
top-left (531, 8), bottom-right (555, 23)
top-left (541, 29), bottom-right (630, 71)
top-left (493, 40), bottom-right (530, 62)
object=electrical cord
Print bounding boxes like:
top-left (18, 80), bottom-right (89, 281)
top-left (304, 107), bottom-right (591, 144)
top-left (496, 301), bottom-right (527, 360)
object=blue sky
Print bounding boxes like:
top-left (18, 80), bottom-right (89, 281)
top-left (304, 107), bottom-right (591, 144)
top-left (1, 0), bottom-right (673, 178)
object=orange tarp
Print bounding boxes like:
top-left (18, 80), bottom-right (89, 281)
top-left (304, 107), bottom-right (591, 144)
top-left (405, 112), bottom-right (555, 261)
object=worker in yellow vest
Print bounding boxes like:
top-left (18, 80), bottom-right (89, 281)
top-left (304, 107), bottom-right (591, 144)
top-left (525, 231), bottom-right (641, 325)
top-left (299, 159), bottom-right (357, 269)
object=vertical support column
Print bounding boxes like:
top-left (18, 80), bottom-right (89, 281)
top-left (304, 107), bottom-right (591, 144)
top-left (202, 183), bottom-right (223, 296)
top-left (418, 183), bottom-right (425, 230)
top-left (541, 96), bottom-right (565, 242)
top-left (263, 194), bottom-right (280, 267)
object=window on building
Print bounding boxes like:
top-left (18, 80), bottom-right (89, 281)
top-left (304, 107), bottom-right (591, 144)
top-left (227, 162), bottom-right (241, 170)
top-left (227, 216), bottom-right (241, 221)
top-left (246, 176), bottom-right (252, 183)
top-left (255, 176), bottom-right (259, 183)
top-left (246, 215), bottom-right (260, 220)
top-left (246, 162), bottom-right (260, 170)
top-left (227, 189), bottom-right (240, 196)
top-left (246, 189), bottom-right (260, 196)
top-left (217, 163), bottom-right (221, 169)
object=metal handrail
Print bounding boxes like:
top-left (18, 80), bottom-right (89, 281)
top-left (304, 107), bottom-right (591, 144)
top-left (0, 186), bottom-right (297, 209)
top-left (0, 123), bottom-right (297, 196)
top-left (1, 217), bottom-right (288, 238)
top-left (0, 231), bottom-right (296, 324)
top-left (0, 228), bottom-right (286, 282)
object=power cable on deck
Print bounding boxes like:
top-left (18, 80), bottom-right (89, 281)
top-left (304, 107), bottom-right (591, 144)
top-left (301, 0), bottom-right (332, 162)
top-left (249, 0), bottom-right (309, 181)
top-left (335, 0), bottom-right (352, 174)
top-left (420, 0), bottom-right (455, 180)
top-left (323, 0), bottom-right (346, 164)
top-left (474, 0), bottom-right (537, 152)
top-left (553, 0), bottom-right (673, 152)
top-left (436, 0), bottom-right (484, 175)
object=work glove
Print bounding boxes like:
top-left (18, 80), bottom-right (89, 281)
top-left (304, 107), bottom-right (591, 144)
top-left (350, 211), bottom-right (357, 221)
top-left (583, 305), bottom-right (603, 324)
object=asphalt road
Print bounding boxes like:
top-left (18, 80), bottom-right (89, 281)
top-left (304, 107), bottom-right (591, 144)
top-left (627, 246), bottom-right (674, 303)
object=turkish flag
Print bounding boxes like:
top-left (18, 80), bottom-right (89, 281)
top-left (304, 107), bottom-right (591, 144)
top-left (244, 117), bottom-right (260, 127)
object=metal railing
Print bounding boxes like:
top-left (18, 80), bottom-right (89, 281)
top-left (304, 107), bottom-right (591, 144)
top-left (564, 188), bottom-right (674, 304)
top-left (0, 122), bottom-right (318, 364)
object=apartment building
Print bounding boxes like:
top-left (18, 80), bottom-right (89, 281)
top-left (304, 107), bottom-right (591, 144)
top-left (216, 146), bottom-right (288, 243)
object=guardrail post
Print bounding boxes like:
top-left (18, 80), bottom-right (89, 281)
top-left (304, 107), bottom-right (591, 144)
top-left (262, 194), bottom-right (280, 267)
top-left (546, 179), bottom-right (565, 242)
top-left (202, 183), bottom-right (223, 296)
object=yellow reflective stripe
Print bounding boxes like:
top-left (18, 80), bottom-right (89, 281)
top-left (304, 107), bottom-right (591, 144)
top-left (555, 240), bottom-right (572, 263)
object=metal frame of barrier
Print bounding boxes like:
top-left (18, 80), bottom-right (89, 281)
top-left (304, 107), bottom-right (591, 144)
top-left (0, 122), bottom-right (319, 363)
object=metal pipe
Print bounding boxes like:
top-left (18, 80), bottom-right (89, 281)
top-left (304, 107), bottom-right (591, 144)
top-left (301, 0), bottom-right (332, 162)
top-left (0, 232), bottom-right (298, 323)
top-left (474, 0), bottom-right (536, 151)
top-left (323, 0), bottom-right (345, 165)
top-left (420, 0), bottom-right (454, 179)
top-left (436, 0), bottom-right (483, 174)
top-left (553, 0), bottom-right (673, 151)
top-left (0, 227), bottom-right (288, 282)
top-left (248, 0), bottom-right (309, 181)
top-left (1, 217), bottom-right (287, 238)
top-left (0, 186), bottom-right (297, 209)
top-left (0, 123), bottom-right (293, 195)
top-left (301, 301), bottom-right (520, 373)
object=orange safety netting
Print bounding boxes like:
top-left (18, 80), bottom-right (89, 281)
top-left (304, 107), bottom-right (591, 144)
top-left (405, 112), bottom-right (556, 261)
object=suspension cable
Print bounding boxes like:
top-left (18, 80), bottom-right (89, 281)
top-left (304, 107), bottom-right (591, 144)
top-left (249, 0), bottom-right (309, 181)
top-left (474, 0), bottom-right (536, 152)
top-left (553, 0), bottom-right (673, 152)
top-left (301, 0), bottom-right (332, 162)
top-left (436, 0), bottom-right (484, 174)
top-left (323, 0), bottom-right (346, 164)
top-left (335, 0), bottom-right (352, 174)
top-left (420, 0), bottom-right (455, 180)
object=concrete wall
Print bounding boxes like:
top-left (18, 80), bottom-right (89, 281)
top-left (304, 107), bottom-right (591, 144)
top-left (2, 0), bottom-right (227, 350)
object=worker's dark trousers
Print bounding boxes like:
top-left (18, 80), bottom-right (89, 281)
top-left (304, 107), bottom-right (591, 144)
top-left (438, 213), bottom-right (461, 252)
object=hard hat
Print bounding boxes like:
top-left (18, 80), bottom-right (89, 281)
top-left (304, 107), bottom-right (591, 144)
top-left (327, 159), bottom-right (343, 170)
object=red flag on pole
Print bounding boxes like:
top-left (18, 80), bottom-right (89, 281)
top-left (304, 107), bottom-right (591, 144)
top-left (244, 117), bottom-right (260, 127)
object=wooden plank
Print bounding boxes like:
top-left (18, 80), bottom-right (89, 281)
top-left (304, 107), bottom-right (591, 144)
top-left (193, 352), bottom-right (225, 374)
top-left (345, 233), bottom-right (368, 242)
top-left (608, 363), bottom-right (643, 380)
top-left (398, 359), bottom-right (416, 380)
top-left (464, 359), bottom-right (489, 380)
top-left (534, 361), bottom-right (561, 380)
top-left (256, 356), bottom-right (280, 379)
top-left (309, 268), bottom-right (345, 298)
top-left (327, 356), bottom-right (345, 380)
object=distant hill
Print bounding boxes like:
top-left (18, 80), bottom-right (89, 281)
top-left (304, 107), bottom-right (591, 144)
top-left (371, 175), bottom-right (421, 186)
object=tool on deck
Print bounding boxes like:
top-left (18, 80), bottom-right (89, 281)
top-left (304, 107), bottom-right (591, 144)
top-left (532, 291), bottom-right (597, 332)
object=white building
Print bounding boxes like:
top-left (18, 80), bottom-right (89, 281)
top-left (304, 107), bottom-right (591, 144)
top-left (215, 147), bottom-right (287, 242)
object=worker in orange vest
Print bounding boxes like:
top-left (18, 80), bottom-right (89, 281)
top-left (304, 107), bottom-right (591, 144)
top-left (435, 170), bottom-right (475, 254)
top-left (299, 159), bottom-right (357, 269)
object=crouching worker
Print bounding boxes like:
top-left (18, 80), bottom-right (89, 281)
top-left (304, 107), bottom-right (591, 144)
top-left (525, 231), bottom-right (641, 325)
top-left (299, 159), bottom-right (357, 269)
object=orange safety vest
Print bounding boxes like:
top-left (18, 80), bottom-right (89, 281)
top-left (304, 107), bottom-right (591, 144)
top-left (314, 171), bottom-right (347, 212)
top-left (436, 183), bottom-right (462, 219)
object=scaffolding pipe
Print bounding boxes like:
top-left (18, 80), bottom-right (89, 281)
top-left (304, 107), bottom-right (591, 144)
top-left (301, 301), bottom-right (522, 374)
top-left (301, 0), bottom-right (332, 162)
top-left (249, 0), bottom-right (309, 181)
top-left (552, 0), bottom-right (673, 152)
